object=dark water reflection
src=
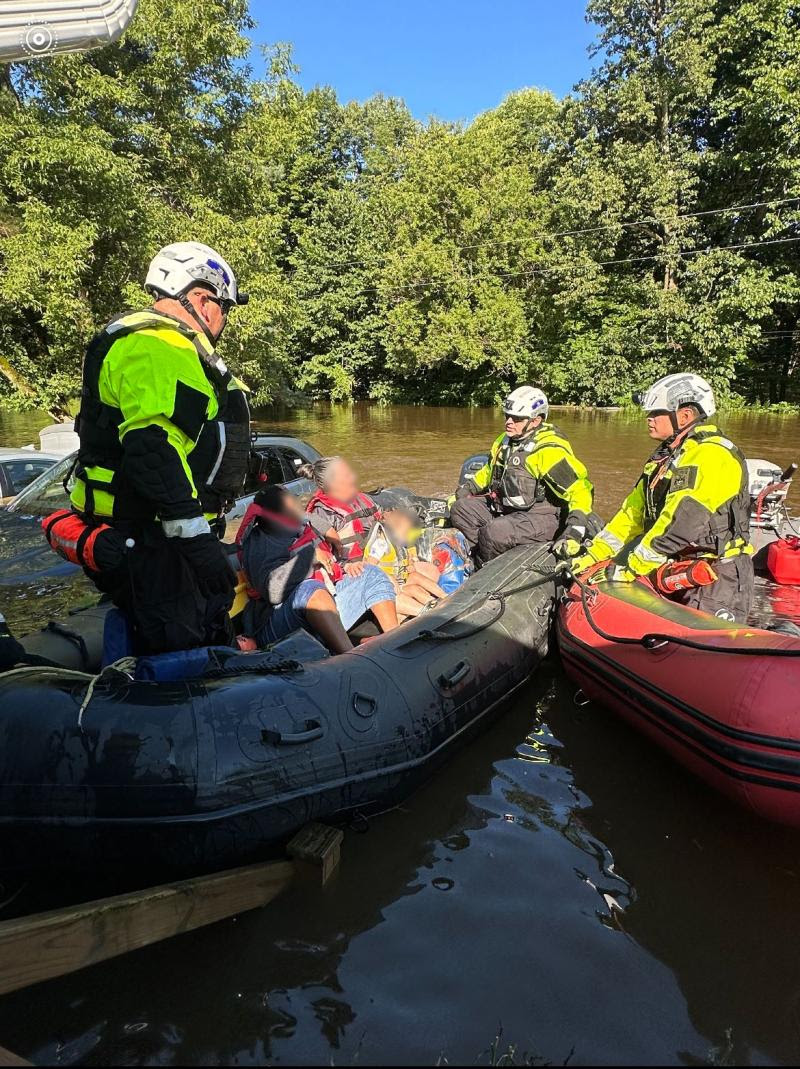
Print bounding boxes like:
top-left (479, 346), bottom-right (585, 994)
top-left (1, 405), bottom-right (800, 1064)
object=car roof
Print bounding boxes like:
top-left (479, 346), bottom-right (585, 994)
top-left (251, 434), bottom-right (322, 454)
top-left (0, 448), bottom-right (61, 461)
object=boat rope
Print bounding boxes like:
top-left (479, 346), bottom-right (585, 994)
top-left (42, 621), bottom-right (91, 672)
top-left (417, 563), bottom-right (561, 642)
top-left (571, 576), bottom-right (800, 657)
top-left (77, 657), bottom-right (137, 730)
top-left (417, 590), bottom-right (508, 641)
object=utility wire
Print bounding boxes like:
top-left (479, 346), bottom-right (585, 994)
top-left (296, 195), bottom-right (800, 272)
top-left (317, 234), bottom-right (800, 300)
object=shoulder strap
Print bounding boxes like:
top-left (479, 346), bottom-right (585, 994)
top-left (306, 490), bottom-right (349, 518)
top-left (104, 309), bottom-right (231, 390)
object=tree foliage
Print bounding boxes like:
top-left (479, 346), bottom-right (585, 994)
top-left (0, 0), bottom-right (797, 414)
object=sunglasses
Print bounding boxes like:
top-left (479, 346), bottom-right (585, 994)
top-left (206, 295), bottom-right (235, 315)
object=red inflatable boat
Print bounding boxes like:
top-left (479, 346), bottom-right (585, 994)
top-left (557, 579), bottom-right (800, 827)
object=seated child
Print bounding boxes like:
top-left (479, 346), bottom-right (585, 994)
top-left (369, 508), bottom-right (446, 619)
top-left (238, 486), bottom-right (399, 651)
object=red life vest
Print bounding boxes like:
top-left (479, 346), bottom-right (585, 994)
top-left (236, 502), bottom-right (344, 598)
top-left (305, 491), bottom-right (381, 560)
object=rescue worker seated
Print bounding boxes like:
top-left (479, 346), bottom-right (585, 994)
top-left (44, 242), bottom-right (251, 654)
top-left (571, 373), bottom-right (755, 623)
top-left (238, 485), bottom-right (399, 650)
top-left (301, 456), bottom-right (444, 616)
top-left (450, 386), bottom-right (597, 565)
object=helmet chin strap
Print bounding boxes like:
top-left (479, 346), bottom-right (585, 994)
top-left (666, 410), bottom-right (704, 448)
top-left (177, 292), bottom-right (221, 347)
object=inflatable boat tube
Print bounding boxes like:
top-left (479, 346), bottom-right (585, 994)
top-left (0, 545), bottom-right (557, 874)
top-left (558, 578), bottom-right (800, 827)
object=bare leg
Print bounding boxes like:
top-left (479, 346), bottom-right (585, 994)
top-left (370, 598), bottom-right (399, 633)
top-left (396, 580), bottom-right (439, 619)
top-left (396, 591), bottom-right (425, 619)
top-left (411, 560), bottom-right (441, 584)
top-left (305, 587), bottom-right (354, 654)
top-left (407, 565), bottom-right (444, 599)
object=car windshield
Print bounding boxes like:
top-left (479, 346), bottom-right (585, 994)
top-left (5, 452), bottom-right (76, 517)
top-left (4, 457), bottom-right (57, 495)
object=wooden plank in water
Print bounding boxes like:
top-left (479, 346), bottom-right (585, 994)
top-left (0, 1047), bottom-right (30, 1067)
top-left (0, 859), bottom-right (295, 998)
top-left (287, 822), bottom-right (344, 885)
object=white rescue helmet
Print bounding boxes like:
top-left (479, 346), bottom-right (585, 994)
top-left (638, 373), bottom-right (716, 419)
top-left (503, 385), bottom-right (549, 421)
top-left (145, 242), bottom-right (248, 308)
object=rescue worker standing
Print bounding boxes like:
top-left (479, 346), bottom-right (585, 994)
top-left (450, 386), bottom-right (597, 565)
top-left (61, 241), bottom-right (250, 653)
top-left (571, 373), bottom-right (754, 622)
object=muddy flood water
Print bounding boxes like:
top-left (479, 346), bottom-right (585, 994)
top-left (2, 403), bottom-right (800, 1065)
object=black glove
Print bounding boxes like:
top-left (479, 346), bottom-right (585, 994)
top-left (176, 533), bottom-right (237, 600)
top-left (455, 481), bottom-right (479, 501)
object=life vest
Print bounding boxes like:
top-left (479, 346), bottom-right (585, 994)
top-left (188, 377), bottom-right (251, 516)
top-left (236, 502), bottom-right (344, 598)
top-left (73, 310), bottom-right (243, 520)
top-left (363, 521), bottom-right (410, 583)
top-left (489, 427), bottom-right (565, 513)
top-left (305, 491), bottom-right (382, 559)
top-left (640, 424), bottom-right (751, 559)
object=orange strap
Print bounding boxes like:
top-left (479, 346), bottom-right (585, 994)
top-left (42, 509), bottom-right (111, 572)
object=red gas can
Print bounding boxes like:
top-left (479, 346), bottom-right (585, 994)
top-left (767, 537), bottom-right (800, 585)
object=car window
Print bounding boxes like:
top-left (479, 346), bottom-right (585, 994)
top-left (245, 448), bottom-right (285, 493)
top-left (3, 458), bottom-right (57, 495)
top-left (277, 447), bottom-right (308, 482)
top-left (7, 453), bottom-right (76, 516)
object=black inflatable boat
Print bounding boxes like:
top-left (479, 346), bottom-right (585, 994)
top-left (0, 544), bottom-right (556, 875)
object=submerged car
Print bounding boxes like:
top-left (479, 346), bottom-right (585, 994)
top-left (0, 448), bottom-right (61, 506)
top-left (0, 434), bottom-right (322, 633)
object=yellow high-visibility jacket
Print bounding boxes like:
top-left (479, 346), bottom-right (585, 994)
top-left (470, 423), bottom-right (593, 519)
top-left (71, 311), bottom-right (226, 534)
top-left (590, 423), bottom-right (753, 575)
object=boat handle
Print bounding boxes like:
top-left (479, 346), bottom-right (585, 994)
top-left (439, 660), bottom-right (471, 688)
top-left (261, 719), bottom-right (324, 746)
top-left (352, 692), bottom-right (378, 718)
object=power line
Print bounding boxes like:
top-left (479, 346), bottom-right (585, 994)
top-left (295, 195), bottom-right (800, 272)
top-left (323, 234), bottom-right (800, 300)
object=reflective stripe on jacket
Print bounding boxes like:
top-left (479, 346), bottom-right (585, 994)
top-left (188, 375), bottom-right (251, 516)
top-left (71, 310), bottom-right (227, 526)
top-left (591, 423), bottom-right (753, 576)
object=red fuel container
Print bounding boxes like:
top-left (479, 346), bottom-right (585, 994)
top-left (767, 537), bottom-right (800, 585)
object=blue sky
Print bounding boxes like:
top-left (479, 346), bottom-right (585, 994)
top-left (250, 1), bottom-right (597, 121)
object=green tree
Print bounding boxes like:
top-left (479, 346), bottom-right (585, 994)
top-left (0, 0), bottom-right (255, 414)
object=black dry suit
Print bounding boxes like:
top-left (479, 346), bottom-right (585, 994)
top-left (66, 310), bottom-right (250, 653)
top-left (451, 423), bottom-right (595, 564)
